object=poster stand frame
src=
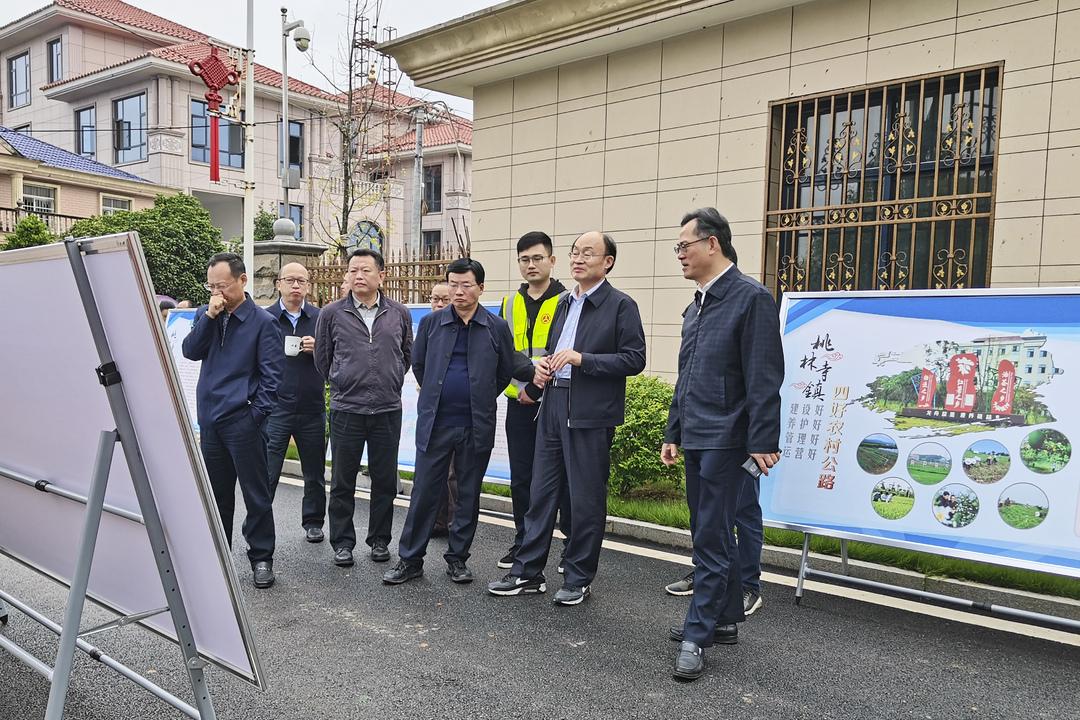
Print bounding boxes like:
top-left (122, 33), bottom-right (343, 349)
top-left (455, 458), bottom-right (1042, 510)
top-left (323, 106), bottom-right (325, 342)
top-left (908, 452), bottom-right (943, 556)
top-left (793, 531), bottom-right (1080, 634)
top-left (0, 237), bottom-right (219, 719)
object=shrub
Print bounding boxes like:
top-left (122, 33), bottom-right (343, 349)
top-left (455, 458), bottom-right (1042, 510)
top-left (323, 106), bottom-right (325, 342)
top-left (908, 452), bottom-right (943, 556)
top-left (2, 214), bottom-right (56, 251)
top-left (254, 206), bottom-right (276, 242)
top-left (610, 375), bottom-right (684, 499)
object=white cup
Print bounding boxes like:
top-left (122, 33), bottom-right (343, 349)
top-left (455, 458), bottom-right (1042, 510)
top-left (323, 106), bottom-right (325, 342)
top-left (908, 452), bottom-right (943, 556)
top-left (284, 335), bottom-right (301, 356)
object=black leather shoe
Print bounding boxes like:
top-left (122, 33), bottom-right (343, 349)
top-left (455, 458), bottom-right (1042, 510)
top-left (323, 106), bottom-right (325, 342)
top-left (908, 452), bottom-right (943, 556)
top-left (668, 623), bottom-right (738, 645)
top-left (252, 561), bottom-right (275, 589)
top-left (333, 547), bottom-right (354, 567)
top-left (305, 527), bottom-right (324, 543)
top-left (383, 560), bottom-right (423, 585)
top-left (673, 641), bottom-right (705, 681)
top-left (446, 560), bottom-right (474, 583)
top-left (370, 541), bottom-right (391, 563)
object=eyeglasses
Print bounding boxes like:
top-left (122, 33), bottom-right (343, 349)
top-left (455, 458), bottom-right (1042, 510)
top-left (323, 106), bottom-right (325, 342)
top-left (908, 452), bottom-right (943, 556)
top-left (203, 280), bottom-right (236, 292)
top-left (673, 238), bottom-right (709, 256)
top-left (430, 295), bottom-right (451, 303)
top-left (277, 277), bottom-right (309, 286)
top-left (568, 249), bottom-right (604, 261)
top-left (447, 282), bottom-right (476, 291)
top-left (517, 254), bottom-right (549, 266)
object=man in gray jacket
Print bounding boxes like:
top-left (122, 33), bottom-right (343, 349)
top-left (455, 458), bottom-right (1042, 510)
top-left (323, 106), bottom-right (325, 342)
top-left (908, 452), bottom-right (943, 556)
top-left (315, 248), bottom-right (413, 567)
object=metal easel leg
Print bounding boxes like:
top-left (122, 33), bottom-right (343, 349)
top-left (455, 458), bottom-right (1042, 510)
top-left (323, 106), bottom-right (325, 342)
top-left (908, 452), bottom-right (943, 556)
top-left (840, 539), bottom-right (850, 575)
top-left (795, 532), bottom-right (812, 606)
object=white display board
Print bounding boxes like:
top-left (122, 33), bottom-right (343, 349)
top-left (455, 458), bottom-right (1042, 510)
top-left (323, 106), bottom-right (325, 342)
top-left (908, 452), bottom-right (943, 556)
top-left (763, 289), bottom-right (1080, 579)
top-left (0, 235), bottom-right (264, 686)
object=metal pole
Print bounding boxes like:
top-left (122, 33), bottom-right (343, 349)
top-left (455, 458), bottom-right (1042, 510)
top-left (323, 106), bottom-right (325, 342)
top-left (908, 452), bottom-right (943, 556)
top-left (840, 539), bottom-right (850, 575)
top-left (45, 430), bottom-right (117, 720)
top-left (242, 0), bottom-right (256, 294)
top-left (794, 532), bottom-right (811, 605)
top-left (412, 109), bottom-right (425, 255)
top-left (0, 461), bottom-right (143, 524)
top-left (281, 7), bottom-right (290, 217)
top-left (65, 238), bottom-right (217, 720)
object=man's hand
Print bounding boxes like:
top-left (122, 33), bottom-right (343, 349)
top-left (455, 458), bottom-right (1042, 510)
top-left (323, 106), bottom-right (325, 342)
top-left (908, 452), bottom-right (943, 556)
top-left (300, 335), bottom-right (315, 353)
top-left (533, 358), bottom-right (553, 388)
top-left (751, 452), bottom-right (781, 476)
top-left (661, 443), bottom-right (680, 466)
top-left (517, 391), bottom-right (536, 405)
top-left (206, 294), bottom-right (227, 319)
top-left (547, 349), bottom-right (582, 373)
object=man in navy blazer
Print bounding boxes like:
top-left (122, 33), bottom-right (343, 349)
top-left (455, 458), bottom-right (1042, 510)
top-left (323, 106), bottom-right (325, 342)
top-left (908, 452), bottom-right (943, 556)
top-left (383, 258), bottom-right (535, 585)
top-left (661, 208), bottom-right (783, 681)
top-left (182, 252), bottom-right (283, 589)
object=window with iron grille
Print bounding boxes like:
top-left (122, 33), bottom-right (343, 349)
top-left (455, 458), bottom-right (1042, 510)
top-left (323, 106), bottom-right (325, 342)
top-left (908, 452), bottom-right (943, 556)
top-left (23, 184), bottom-right (56, 214)
top-left (764, 65), bottom-right (1000, 295)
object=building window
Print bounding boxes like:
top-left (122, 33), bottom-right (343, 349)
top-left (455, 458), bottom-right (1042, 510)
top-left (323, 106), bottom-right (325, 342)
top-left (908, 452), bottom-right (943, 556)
top-left (349, 220), bottom-right (384, 252)
top-left (113, 93), bottom-right (147, 163)
top-left (766, 65), bottom-right (1000, 295)
top-left (12, 123), bottom-right (30, 134)
top-left (47, 38), bottom-right (62, 83)
top-left (278, 202), bottom-right (303, 240)
top-left (1025, 365), bottom-right (1033, 374)
top-left (279, 120), bottom-right (304, 177)
top-left (1040, 350), bottom-right (1047, 357)
top-left (1027, 349), bottom-right (1035, 358)
top-left (101, 196), bottom-right (131, 215)
top-left (8, 51), bottom-right (30, 108)
top-left (421, 230), bottom-right (442, 258)
top-left (190, 100), bottom-right (244, 168)
top-left (75, 106), bottom-right (96, 158)
top-left (423, 165), bottom-right (442, 213)
top-left (23, 184), bottom-right (56, 214)
top-left (1039, 365), bottom-right (1047, 374)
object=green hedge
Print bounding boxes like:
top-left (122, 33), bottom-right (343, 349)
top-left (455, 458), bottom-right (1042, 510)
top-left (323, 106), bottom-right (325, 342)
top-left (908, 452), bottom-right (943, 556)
top-left (609, 375), bottom-right (684, 499)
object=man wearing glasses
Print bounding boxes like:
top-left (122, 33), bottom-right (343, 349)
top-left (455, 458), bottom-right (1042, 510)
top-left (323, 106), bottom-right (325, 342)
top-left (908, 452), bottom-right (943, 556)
top-left (496, 231), bottom-right (570, 572)
top-left (489, 231), bottom-right (646, 606)
top-left (182, 253), bottom-right (283, 589)
top-left (264, 263), bottom-right (327, 544)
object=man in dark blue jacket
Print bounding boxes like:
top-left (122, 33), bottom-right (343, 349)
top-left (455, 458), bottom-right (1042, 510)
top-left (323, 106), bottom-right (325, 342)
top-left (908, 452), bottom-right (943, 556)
top-left (488, 231), bottom-right (646, 606)
top-left (182, 253), bottom-right (283, 589)
top-left (661, 208), bottom-right (783, 681)
top-left (264, 262), bottom-right (327, 544)
top-left (383, 258), bottom-right (535, 585)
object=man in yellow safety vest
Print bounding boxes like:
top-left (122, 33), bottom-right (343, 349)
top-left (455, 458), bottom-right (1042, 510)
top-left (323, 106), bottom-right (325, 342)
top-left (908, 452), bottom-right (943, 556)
top-left (496, 231), bottom-right (570, 571)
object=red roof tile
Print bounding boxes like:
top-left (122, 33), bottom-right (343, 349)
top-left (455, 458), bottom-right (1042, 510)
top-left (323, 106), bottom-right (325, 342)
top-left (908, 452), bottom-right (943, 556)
top-left (54, 0), bottom-right (206, 42)
top-left (372, 116), bottom-right (473, 153)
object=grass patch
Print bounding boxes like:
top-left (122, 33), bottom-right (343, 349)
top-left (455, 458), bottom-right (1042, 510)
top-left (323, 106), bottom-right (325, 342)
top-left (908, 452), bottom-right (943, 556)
top-left (908, 463), bottom-right (949, 485)
top-left (890, 417), bottom-right (989, 435)
top-left (856, 446), bottom-right (898, 474)
top-left (606, 496), bottom-right (690, 529)
top-left (481, 482), bottom-right (512, 498)
top-left (872, 495), bottom-right (914, 520)
top-left (998, 504), bottom-right (1047, 530)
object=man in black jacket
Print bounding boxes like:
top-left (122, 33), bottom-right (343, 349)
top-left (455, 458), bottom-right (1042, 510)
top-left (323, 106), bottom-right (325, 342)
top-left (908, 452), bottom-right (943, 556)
top-left (488, 231), bottom-right (646, 606)
top-left (661, 208), bottom-right (783, 681)
top-left (264, 262), bottom-right (327, 544)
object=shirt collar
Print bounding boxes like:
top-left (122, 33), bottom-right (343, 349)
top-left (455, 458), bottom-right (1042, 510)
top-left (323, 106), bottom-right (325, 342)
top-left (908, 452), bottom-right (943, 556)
top-left (572, 277), bottom-right (606, 302)
top-left (279, 298), bottom-right (305, 316)
top-left (352, 291), bottom-right (381, 311)
top-left (698, 263), bottom-right (734, 294)
top-left (228, 294), bottom-right (254, 321)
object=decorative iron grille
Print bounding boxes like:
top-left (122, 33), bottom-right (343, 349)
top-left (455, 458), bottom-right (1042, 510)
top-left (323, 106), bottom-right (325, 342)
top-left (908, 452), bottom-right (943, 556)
top-left (763, 65), bottom-right (1001, 295)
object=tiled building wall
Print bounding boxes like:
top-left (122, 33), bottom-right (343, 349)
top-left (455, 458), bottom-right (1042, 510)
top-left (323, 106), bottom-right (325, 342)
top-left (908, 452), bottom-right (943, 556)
top-left (469, 0), bottom-right (1080, 380)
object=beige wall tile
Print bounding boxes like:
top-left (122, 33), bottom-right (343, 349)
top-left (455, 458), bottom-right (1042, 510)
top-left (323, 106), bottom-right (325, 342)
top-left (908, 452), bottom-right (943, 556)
top-left (991, 217), bottom-right (1043, 266)
top-left (603, 193), bottom-right (658, 232)
top-left (471, 249), bottom-right (512, 285)
top-left (994, 199), bottom-right (1044, 219)
top-left (510, 203), bottom-right (555, 241)
top-left (606, 131), bottom-right (659, 152)
top-left (954, 15), bottom-right (1057, 72)
top-left (994, 150), bottom-right (1047, 202)
top-left (608, 42), bottom-right (662, 92)
top-left (791, 38), bottom-right (868, 67)
top-left (866, 36), bottom-right (956, 83)
top-left (558, 56), bottom-right (608, 101)
top-left (472, 167), bottom-right (512, 202)
top-left (792, 0), bottom-right (870, 51)
top-left (474, 79), bottom-right (514, 120)
top-left (604, 145), bottom-right (659, 185)
top-left (1037, 264), bottom-right (1080, 283)
top-left (719, 126), bottom-right (768, 171)
top-left (471, 208), bottom-right (511, 243)
top-left (658, 135), bottom-right (720, 179)
top-left (471, 124), bottom-right (513, 162)
top-left (1044, 146), bottom-right (1079, 199)
top-left (998, 135), bottom-right (1049, 155)
top-left (555, 151), bottom-right (605, 191)
top-left (957, 0), bottom-right (1056, 31)
top-left (655, 186), bottom-right (718, 230)
top-left (1041, 214), bottom-right (1080, 265)
top-left (606, 95), bottom-right (661, 139)
top-left (717, 179), bottom-right (766, 223)
top-left (660, 84), bottom-right (721, 130)
top-left (512, 115), bottom-right (557, 154)
top-left (721, 69), bottom-right (789, 119)
top-left (1056, 59), bottom-right (1080, 82)
top-left (1057, 10), bottom-right (1080, 64)
top-left (554, 198), bottom-right (604, 237)
top-left (514, 69), bottom-right (559, 111)
top-left (661, 25), bottom-right (724, 80)
top-left (999, 83), bottom-right (1052, 138)
top-left (990, 265), bottom-right (1040, 285)
top-left (870, 0), bottom-right (956, 34)
top-left (557, 106), bottom-right (607, 147)
top-left (1050, 78), bottom-right (1080, 132)
top-left (723, 8), bottom-right (793, 67)
top-left (660, 122), bottom-right (721, 144)
top-left (511, 160), bottom-right (556, 197)
top-left (789, 52), bottom-right (868, 96)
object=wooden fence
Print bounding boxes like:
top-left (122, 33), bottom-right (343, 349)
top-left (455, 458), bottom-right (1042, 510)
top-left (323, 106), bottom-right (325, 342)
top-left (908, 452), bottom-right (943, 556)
top-left (308, 251), bottom-right (453, 306)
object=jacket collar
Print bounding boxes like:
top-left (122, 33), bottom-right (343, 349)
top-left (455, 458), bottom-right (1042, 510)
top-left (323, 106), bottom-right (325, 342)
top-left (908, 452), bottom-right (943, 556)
top-left (228, 294), bottom-right (256, 322)
top-left (565, 277), bottom-right (611, 309)
top-left (442, 303), bottom-right (490, 326)
top-left (705, 264), bottom-right (743, 303)
top-left (517, 278), bottom-right (567, 303)
top-left (275, 297), bottom-right (315, 319)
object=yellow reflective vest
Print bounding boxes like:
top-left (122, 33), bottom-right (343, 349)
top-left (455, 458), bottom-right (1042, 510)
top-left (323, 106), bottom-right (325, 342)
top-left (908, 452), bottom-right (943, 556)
top-left (502, 291), bottom-right (562, 399)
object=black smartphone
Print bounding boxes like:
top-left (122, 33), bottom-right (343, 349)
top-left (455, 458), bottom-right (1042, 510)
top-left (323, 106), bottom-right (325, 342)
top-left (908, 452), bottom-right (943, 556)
top-left (742, 456), bottom-right (763, 478)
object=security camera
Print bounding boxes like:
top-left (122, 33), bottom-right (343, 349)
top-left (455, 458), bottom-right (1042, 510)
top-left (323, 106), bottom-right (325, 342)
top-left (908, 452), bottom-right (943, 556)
top-left (293, 26), bottom-right (311, 52)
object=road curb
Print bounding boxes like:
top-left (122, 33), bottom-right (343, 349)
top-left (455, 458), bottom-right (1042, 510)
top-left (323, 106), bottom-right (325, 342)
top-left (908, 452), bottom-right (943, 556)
top-left (280, 460), bottom-right (1080, 622)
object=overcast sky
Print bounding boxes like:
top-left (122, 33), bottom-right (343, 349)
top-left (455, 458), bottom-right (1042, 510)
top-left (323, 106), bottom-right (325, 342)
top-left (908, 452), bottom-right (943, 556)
top-left (3, 0), bottom-right (494, 117)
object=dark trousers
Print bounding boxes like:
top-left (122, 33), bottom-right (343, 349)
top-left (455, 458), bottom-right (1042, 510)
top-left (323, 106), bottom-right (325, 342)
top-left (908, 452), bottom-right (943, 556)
top-left (265, 410), bottom-right (327, 530)
top-left (200, 408), bottom-right (276, 568)
top-left (737, 475), bottom-right (763, 592)
top-left (397, 426), bottom-right (492, 565)
top-left (329, 409), bottom-right (402, 550)
top-left (513, 387), bottom-right (614, 588)
top-left (505, 400), bottom-right (571, 553)
top-left (683, 448), bottom-right (748, 647)
top-left (432, 458), bottom-right (458, 533)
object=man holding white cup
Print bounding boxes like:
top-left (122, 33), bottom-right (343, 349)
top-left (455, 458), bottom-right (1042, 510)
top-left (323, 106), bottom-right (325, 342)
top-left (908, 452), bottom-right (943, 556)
top-left (265, 262), bottom-right (328, 543)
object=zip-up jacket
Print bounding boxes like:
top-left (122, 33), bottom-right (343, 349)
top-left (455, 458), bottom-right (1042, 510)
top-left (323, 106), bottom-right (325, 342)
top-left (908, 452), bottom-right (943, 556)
top-left (545, 280), bottom-right (646, 428)
top-left (314, 293), bottom-right (413, 415)
top-left (266, 300), bottom-right (325, 415)
top-left (500, 279), bottom-right (566, 399)
top-left (664, 265), bottom-right (784, 453)
top-left (181, 293), bottom-right (283, 427)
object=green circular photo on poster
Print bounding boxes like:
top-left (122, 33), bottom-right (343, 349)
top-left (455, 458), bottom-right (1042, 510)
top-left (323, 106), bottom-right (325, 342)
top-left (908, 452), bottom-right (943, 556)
top-left (856, 434), bottom-right (898, 475)
top-left (962, 439), bottom-right (1010, 484)
top-left (907, 442), bottom-right (951, 485)
top-left (871, 478), bottom-right (915, 520)
top-left (997, 483), bottom-right (1049, 530)
top-left (932, 484), bottom-right (980, 529)
top-left (1019, 428), bottom-right (1071, 475)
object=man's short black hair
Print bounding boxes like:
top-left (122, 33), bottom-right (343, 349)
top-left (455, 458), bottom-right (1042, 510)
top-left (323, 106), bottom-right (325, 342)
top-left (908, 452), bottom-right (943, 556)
top-left (208, 252), bottom-right (245, 277)
top-left (601, 232), bottom-right (617, 274)
top-left (517, 231), bottom-right (553, 256)
top-left (680, 207), bottom-right (737, 264)
top-left (446, 257), bottom-right (485, 285)
top-left (350, 247), bottom-right (385, 271)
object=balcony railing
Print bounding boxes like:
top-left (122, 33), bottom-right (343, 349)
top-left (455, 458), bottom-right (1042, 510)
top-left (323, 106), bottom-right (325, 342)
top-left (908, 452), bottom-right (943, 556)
top-left (0, 207), bottom-right (88, 238)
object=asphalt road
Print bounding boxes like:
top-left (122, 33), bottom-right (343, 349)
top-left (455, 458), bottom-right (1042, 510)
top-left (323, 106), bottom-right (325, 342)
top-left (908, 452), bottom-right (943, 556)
top-left (2, 481), bottom-right (1078, 720)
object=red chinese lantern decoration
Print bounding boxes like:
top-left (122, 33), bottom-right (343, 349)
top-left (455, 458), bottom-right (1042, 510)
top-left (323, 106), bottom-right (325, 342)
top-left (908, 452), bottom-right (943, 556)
top-left (188, 47), bottom-right (239, 182)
